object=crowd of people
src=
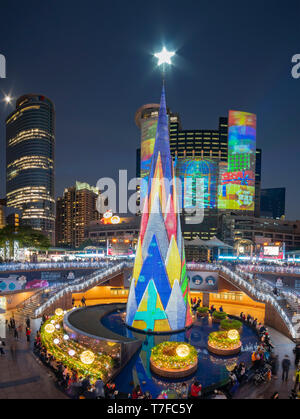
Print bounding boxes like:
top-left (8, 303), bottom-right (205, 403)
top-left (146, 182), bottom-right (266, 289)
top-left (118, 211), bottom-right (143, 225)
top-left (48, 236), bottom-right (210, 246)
top-left (237, 312), bottom-right (300, 398)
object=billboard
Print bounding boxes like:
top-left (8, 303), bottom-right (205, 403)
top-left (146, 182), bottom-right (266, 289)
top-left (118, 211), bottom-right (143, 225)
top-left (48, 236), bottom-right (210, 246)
top-left (176, 158), bottom-right (218, 210)
top-left (259, 242), bottom-right (285, 260)
top-left (218, 110), bottom-right (256, 211)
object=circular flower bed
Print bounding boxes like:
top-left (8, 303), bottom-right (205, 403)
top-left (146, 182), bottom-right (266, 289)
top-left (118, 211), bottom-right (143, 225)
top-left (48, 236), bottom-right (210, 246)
top-left (220, 318), bottom-right (243, 333)
top-left (207, 330), bottom-right (241, 356)
top-left (40, 312), bottom-right (114, 382)
top-left (150, 342), bottom-right (198, 378)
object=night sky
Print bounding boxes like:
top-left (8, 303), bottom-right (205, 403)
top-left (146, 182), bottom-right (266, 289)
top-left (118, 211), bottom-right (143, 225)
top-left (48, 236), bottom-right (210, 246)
top-left (0, 1), bottom-right (300, 218)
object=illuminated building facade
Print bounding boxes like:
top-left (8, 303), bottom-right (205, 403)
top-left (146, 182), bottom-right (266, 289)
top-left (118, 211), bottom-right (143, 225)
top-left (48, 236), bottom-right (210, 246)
top-left (6, 212), bottom-right (20, 229)
top-left (6, 94), bottom-right (55, 243)
top-left (0, 206), bottom-right (5, 229)
top-left (56, 181), bottom-right (100, 248)
top-left (171, 117), bottom-right (228, 242)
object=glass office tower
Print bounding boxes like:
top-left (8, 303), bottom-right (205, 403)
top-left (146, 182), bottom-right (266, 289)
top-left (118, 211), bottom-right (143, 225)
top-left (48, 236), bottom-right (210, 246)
top-left (6, 94), bottom-right (55, 243)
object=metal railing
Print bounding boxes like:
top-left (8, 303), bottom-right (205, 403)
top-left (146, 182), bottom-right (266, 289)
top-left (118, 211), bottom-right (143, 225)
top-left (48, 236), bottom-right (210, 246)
top-left (34, 262), bottom-right (132, 318)
top-left (0, 260), bottom-right (127, 272)
top-left (220, 265), bottom-right (299, 340)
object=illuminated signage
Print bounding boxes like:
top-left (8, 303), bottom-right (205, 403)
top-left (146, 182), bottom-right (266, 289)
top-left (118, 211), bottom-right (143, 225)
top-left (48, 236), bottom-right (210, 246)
top-left (218, 110), bottom-right (256, 212)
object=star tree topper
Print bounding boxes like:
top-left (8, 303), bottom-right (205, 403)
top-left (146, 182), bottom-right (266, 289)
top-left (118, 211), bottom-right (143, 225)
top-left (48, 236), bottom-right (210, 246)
top-left (154, 47), bottom-right (175, 66)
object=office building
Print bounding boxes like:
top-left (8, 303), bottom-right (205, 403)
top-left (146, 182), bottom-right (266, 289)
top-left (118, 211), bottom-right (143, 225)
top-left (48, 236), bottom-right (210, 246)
top-left (219, 213), bottom-right (300, 251)
top-left (56, 181), bottom-right (100, 248)
top-left (254, 149), bottom-right (262, 217)
top-left (6, 212), bottom-right (20, 229)
top-left (260, 188), bottom-right (286, 219)
top-left (6, 94), bottom-right (55, 243)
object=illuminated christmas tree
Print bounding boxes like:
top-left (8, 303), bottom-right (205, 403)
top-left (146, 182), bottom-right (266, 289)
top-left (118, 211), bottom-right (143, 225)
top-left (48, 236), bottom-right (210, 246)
top-left (126, 85), bottom-right (192, 333)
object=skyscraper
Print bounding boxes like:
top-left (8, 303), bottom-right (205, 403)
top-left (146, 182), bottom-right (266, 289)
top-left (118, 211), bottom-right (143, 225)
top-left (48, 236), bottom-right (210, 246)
top-left (126, 85), bottom-right (192, 333)
top-left (260, 188), bottom-right (286, 219)
top-left (254, 148), bottom-right (262, 217)
top-left (6, 94), bottom-right (55, 243)
top-left (56, 181), bottom-right (100, 248)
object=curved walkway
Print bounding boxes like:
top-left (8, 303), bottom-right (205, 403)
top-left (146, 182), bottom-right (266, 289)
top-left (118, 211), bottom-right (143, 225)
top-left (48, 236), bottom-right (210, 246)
top-left (233, 326), bottom-right (296, 399)
top-left (0, 314), bottom-right (67, 399)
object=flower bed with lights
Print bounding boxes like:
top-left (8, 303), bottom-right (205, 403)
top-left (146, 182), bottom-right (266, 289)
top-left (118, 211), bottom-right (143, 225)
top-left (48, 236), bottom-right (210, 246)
top-left (40, 310), bottom-right (115, 383)
top-left (150, 342), bottom-right (198, 378)
top-left (207, 330), bottom-right (241, 356)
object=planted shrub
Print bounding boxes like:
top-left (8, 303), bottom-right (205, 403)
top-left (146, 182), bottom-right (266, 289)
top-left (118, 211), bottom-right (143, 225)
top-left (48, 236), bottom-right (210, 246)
top-left (197, 306), bottom-right (209, 314)
top-left (212, 311), bottom-right (227, 321)
top-left (220, 318), bottom-right (242, 331)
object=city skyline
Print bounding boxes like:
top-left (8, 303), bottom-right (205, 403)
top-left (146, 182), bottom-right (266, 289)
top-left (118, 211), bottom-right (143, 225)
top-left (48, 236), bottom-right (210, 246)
top-left (1, 1), bottom-right (300, 219)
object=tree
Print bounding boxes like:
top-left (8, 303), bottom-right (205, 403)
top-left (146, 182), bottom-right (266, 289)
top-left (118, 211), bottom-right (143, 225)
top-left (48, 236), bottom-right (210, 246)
top-left (0, 225), bottom-right (50, 260)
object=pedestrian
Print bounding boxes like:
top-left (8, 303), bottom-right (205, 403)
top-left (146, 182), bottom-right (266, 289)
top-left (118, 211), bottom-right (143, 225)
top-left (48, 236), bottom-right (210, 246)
top-left (294, 343), bottom-right (300, 366)
top-left (294, 365), bottom-right (300, 393)
top-left (14, 327), bottom-right (18, 340)
top-left (281, 355), bottom-right (291, 382)
top-left (26, 317), bottom-right (30, 328)
top-left (0, 338), bottom-right (5, 355)
top-left (25, 327), bottom-right (31, 342)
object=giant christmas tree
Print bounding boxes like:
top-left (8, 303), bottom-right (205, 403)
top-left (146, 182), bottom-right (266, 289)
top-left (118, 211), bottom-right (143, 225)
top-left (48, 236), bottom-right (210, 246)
top-left (126, 85), bottom-right (192, 333)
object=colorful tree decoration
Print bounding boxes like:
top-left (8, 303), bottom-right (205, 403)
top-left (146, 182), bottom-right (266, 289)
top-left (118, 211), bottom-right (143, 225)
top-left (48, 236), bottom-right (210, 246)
top-left (126, 85), bottom-right (191, 333)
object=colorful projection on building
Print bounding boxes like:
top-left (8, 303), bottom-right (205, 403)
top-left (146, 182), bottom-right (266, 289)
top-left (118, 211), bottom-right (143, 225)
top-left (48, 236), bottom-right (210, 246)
top-left (218, 110), bottom-right (256, 211)
top-left (176, 158), bottom-right (218, 209)
top-left (126, 86), bottom-right (192, 333)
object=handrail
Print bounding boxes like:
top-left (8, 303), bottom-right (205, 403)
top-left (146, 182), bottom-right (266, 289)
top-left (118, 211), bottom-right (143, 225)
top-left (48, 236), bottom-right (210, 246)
top-left (219, 265), bottom-right (298, 339)
top-left (34, 262), bottom-right (132, 317)
top-left (0, 260), bottom-right (131, 272)
top-left (239, 263), bottom-right (300, 276)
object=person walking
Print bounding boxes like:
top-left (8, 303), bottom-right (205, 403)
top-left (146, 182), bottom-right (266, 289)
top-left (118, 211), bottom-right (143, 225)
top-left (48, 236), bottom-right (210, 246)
top-left (0, 338), bottom-right (5, 355)
top-left (14, 327), bottom-right (19, 340)
top-left (281, 355), bottom-right (291, 382)
top-left (26, 317), bottom-right (30, 329)
top-left (294, 365), bottom-right (300, 393)
top-left (25, 327), bottom-right (31, 342)
top-left (294, 343), bottom-right (300, 366)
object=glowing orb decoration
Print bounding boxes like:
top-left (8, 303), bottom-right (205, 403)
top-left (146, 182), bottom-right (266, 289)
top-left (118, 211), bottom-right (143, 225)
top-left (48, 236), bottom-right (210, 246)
top-left (55, 308), bottom-right (64, 316)
top-left (63, 334), bottom-right (69, 341)
top-left (53, 338), bottom-right (60, 345)
top-left (44, 324), bottom-right (55, 334)
top-left (55, 324), bottom-right (60, 329)
top-left (68, 349), bottom-right (75, 357)
top-left (154, 47), bottom-right (175, 66)
top-left (50, 320), bottom-right (55, 324)
top-left (228, 329), bottom-right (240, 340)
top-left (103, 210), bottom-right (113, 219)
top-left (111, 215), bottom-right (120, 224)
top-left (80, 350), bottom-right (95, 365)
top-left (176, 344), bottom-right (190, 358)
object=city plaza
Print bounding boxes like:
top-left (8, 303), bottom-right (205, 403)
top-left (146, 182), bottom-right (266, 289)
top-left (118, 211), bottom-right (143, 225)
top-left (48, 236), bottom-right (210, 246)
top-left (1, 2), bottom-right (300, 404)
top-left (0, 80), bottom-right (299, 401)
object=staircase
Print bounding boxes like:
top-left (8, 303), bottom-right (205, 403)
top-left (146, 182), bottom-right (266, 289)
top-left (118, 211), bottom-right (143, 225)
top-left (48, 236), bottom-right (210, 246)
top-left (33, 261), bottom-right (133, 318)
top-left (219, 265), bottom-right (300, 341)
